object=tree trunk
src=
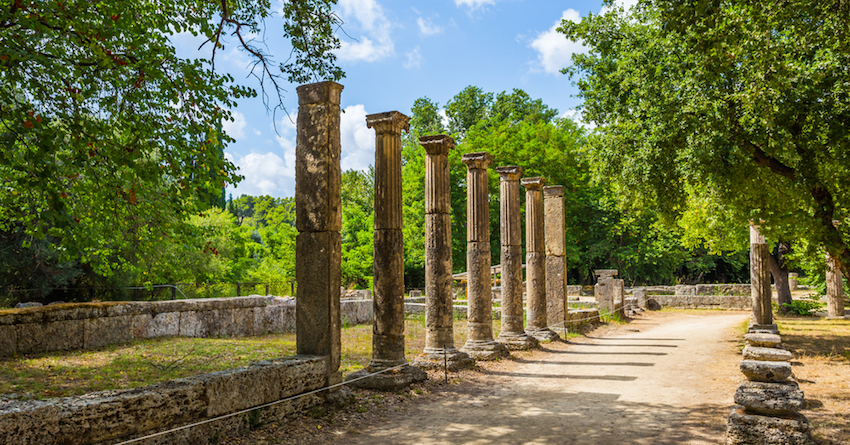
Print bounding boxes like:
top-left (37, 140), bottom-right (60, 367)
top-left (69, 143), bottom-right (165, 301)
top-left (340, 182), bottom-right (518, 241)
top-left (768, 242), bottom-right (793, 313)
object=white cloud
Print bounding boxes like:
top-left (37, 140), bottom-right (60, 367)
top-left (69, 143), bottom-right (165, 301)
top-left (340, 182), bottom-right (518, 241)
top-left (455, 0), bottom-right (497, 10)
top-left (403, 47), bottom-right (422, 69)
top-left (274, 115), bottom-right (298, 179)
top-left (438, 109), bottom-right (449, 129)
top-left (417, 17), bottom-right (443, 36)
top-left (560, 108), bottom-right (597, 130)
top-left (530, 9), bottom-right (586, 74)
top-left (227, 151), bottom-right (288, 196)
top-left (336, 0), bottom-right (394, 62)
top-left (222, 111), bottom-right (247, 140)
top-left (340, 104), bottom-right (374, 171)
top-left (253, 129), bottom-right (262, 136)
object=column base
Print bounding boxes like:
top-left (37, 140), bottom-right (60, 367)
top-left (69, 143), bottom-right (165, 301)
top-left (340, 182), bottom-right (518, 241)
top-left (344, 361), bottom-right (427, 391)
top-left (526, 327), bottom-right (561, 343)
top-left (726, 406), bottom-right (813, 445)
top-left (411, 348), bottom-right (476, 371)
top-left (460, 339), bottom-right (510, 361)
top-left (496, 332), bottom-right (539, 350)
top-left (748, 323), bottom-right (780, 335)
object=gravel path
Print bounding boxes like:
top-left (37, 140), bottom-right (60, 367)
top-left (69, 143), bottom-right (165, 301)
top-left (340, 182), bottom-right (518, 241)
top-left (345, 311), bottom-right (749, 445)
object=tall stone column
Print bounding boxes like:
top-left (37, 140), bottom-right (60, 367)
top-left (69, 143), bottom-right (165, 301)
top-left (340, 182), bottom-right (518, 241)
top-left (346, 111), bottom-right (426, 389)
top-left (412, 135), bottom-right (474, 370)
top-left (522, 177), bottom-right (560, 342)
top-left (544, 185), bottom-right (567, 328)
top-left (749, 224), bottom-right (775, 331)
top-left (295, 81), bottom-right (343, 386)
top-left (594, 269), bottom-right (617, 313)
top-left (495, 167), bottom-right (538, 350)
top-left (460, 152), bottom-right (509, 360)
top-left (825, 252), bottom-right (846, 319)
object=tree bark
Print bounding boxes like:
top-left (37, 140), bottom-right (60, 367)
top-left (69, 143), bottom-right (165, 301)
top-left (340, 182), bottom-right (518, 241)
top-left (768, 242), bottom-right (792, 313)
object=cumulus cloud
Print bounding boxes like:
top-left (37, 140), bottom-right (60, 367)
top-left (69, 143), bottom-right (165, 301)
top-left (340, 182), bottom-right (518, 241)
top-left (336, 0), bottom-right (394, 62)
top-left (417, 17), bottom-right (443, 36)
top-left (560, 108), bottom-right (597, 130)
top-left (226, 151), bottom-right (289, 197)
top-left (454, 0), bottom-right (497, 10)
top-left (403, 47), bottom-right (422, 69)
top-left (530, 9), bottom-right (586, 74)
top-left (340, 104), bottom-right (374, 171)
top-left (222, 111), bottom-right (247, 140)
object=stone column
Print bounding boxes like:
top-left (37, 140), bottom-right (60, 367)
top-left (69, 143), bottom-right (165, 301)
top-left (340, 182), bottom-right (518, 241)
top-left (544, 185), bottom-right (567, 328)
top-left (594, 269), bottom-right (617, 313)
top-left (295, 81), bottom-right (343, 386)
top-left (788, 273), bottom-right (798, 292)
top-left (749, 224), bottom-right (775, 331)
top-left (522, 177), bottom-right (560, 342)
top-left (613, 279), bottom-right (625, 316)
top-left (346, 111), bottom-right (426, 389)
top-left (495, 167), bottom-right (538, 350)
top-left (412, 135), bottom-right (474, 370)
top-left (825, 252), bottom-right (846, 319)
top-left (459, 152), bottom-right (509, 360)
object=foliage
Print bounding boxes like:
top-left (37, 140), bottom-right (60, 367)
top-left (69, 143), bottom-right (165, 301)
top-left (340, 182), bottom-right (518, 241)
top-left (559, 0), bottom-right (850, 279)
top-left (341, 169), bottom-right (374, 288)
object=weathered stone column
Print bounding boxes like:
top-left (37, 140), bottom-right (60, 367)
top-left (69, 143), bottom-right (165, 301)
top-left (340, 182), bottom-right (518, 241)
top-left (594, 269), bottom-right (617, 313)
top-left (295, 81), bottom-right (343, 386)
top-left (788, 273), bottom-right (798, 292)
top-left (522, 177), bottom-right (560, 342)
top-left (460, 153), bottom-right (510, 360)
top-left (825, 252), bottom-right (846, 319)
top-left (412, 135), bottom-right (474, 370)
top-left (544, 185), bottom-right (567, 328)
top-left (346, 111), bottom-right (426, 389)
top-left (495, 167), bottom-right (538, 350)
top-left (613, 278), bottom-right (625, 317)
top-left (749, 224), bottom-right (775, 331)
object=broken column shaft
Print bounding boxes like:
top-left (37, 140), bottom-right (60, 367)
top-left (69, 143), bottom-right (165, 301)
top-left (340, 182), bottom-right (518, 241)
top-left (544, 185), bottom-right (567, 329)
top-left (522, 177), bottom-right (560, 342)
top-left (825, 252), bottom-right (846, 319)
top-left (749, 224), bottom-right (774, 329)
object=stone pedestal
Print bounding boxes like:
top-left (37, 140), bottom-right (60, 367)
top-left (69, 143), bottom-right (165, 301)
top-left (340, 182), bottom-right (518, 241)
top-left (346, 111), bottom-right (426, 389)
top-left (825, 252), bottom-right (846, 319)
top-left (295, 82), bottom-right (343, 386)
top-left (522, 177), bottom-right (560, 342)
top-left (594, 269), bottom-right (617, 314)
top-left (495, 167), bottom-right (538, 350)
top-left (544, 185), bottom-right (567, 329)
top-left (460, 153), bottom-right (510, 360)
top-left (788, 273), bottom-right (798, 292)
top-left (750, 224), bottom-right (773, 326)
top-left (412, 135), bottom-right (474, 371)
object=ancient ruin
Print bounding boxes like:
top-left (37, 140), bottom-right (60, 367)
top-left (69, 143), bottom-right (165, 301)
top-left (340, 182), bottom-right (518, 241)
top-left (345, 111), bottom-right (427, 388)
top-left (749, 224), bottom-right (776, 333)
top-left (522, 177), bottom-right (560, 342)
top-left (496, 166), bottom-right (538, 350)
top-left (825, 252), bottom-right (846, 319)
top-left (412, 135), bottom-right (475, 370)
top-left (460, 152), bottom-right (510, 360)
top-left (594, 269), bottom-right (617, 313)
top-left (544, 185), bottom-right (567, 327)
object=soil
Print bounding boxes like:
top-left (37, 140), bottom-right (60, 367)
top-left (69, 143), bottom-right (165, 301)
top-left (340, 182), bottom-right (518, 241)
top-left (221, 310), bottom-right (753, 444)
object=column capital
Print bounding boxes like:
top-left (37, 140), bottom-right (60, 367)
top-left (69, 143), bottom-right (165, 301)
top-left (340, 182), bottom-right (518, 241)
top-left (594, 269), bottom-right (618, 279)
top-left (496, 166), bottom-right (522, 181)
top-left (543, 185), bottom-right (564, 197)
top-left (419, 134), bottom-right (455, 156)
top-left (462, 152), bottom-right (493, 170)
top-left (366, 111), bottom-right (410, 135)
top-left (296, 81), bottom-right (343, 106)
top-left (521, 176), bottom-right (546, 190)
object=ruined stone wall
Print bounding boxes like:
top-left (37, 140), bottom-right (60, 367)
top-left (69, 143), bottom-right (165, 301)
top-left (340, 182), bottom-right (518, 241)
top-left (0, 356), bottom-right (329, 445)
top-left (0, 296), bottom-right (373, 357)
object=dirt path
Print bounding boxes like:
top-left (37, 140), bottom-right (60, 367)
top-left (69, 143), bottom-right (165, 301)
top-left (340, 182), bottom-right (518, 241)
top-left (346, 311), bottom-right (749, 445)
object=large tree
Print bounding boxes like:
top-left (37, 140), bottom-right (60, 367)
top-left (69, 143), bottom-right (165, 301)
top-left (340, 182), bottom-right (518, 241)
top-left (560, 0), bottom-right (850, 278)
top-left (0, 0), bottom-right (342, 280)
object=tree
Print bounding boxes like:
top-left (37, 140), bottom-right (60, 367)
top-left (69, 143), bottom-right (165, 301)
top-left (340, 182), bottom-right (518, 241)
top-left (560, 0), bottom-right (850, 279)
top-left (0, 0), bottom-right (343, 281)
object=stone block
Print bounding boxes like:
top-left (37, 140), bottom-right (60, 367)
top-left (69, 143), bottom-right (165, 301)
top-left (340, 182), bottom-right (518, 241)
top-left (145, 311), bottom-right (180, 338)
top-left (265, 304), bottom-right (296, 334)
top-left (0, 398), bottom-right (61, 444)
top-left (16, 319), bottom-right (85, 354)
top-left (296, 231), bottom-right (341, 372)
top-left (84, 316), bottom-right (132, 350)
top-left (743, 346), bottom-right (793, 362)
top-left (740, 360), bottom-right (792, 383)
top-left (0, 325), bottom-right (16, 356)
top-left (734, 381), bottom-right (804, 415)
top-left (131, 313), bottom-right (153, 339)
top-left (726, 406), bottom-right (813, 445)
top-left (178, 311), bottom-right (205, 338)
top-left (745, 333), bottom-right (782, 348)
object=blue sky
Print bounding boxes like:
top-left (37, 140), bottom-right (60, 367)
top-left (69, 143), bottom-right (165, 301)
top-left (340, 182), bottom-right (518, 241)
top-left (175, 0), bottom-right (636, 199)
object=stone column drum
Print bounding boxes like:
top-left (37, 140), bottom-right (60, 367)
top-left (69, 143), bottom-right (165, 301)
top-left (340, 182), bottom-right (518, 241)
top-left (749, 224), bottom-right (774, 329)
top-left (295, 81), bottom-right (343, 387)
top-left (544, 185), bottom-right (567, 328)
top-left (346, 111), bottom-right (426, 389)
top-left (460, 153), bottom-right (510, 360)
top-left (522, 177), bottom-right (560, 342)
top-left (412, 135), bottom-right (474, 370)
top-left (825, 252), bottom-right (846, 319)
top-left (613, 279), bottom-right (626, 317)
top-left (496, 167), bottom-right (538, 350)
top-left (788, 273), bottom-right (798, 292)
top-left (594, 269), bottom-right (617, 313)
